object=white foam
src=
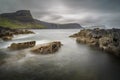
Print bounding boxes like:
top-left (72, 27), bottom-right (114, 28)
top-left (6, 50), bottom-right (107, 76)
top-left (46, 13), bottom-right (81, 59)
top-left (13, 34), bottom-right (35, 40)
top-left (36, 40), bottom-right (51, 45)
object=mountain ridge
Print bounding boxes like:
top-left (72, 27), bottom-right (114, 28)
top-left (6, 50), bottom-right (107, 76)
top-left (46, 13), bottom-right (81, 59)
top-left (0, 10), bottom-right (82, 29)
top-left (34, 19), bottom-right (82, 29)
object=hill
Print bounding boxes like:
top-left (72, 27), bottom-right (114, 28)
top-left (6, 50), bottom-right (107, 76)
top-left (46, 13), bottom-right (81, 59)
top-left (0, 10), bottom-right (44, 29)
top-left (0, 10), bottom-right (82, 29)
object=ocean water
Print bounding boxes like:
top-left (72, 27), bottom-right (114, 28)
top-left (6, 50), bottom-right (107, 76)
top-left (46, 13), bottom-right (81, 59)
top-left (0, 29), bottom-right (120, 80)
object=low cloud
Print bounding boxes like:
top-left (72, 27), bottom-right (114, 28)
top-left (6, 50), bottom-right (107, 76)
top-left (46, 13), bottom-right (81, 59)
top-left (0, 0), bottom-right (120, 27)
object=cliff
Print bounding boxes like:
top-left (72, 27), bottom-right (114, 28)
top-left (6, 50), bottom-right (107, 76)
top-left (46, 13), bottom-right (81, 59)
top-left (0, 10), bottom-right (34, 22)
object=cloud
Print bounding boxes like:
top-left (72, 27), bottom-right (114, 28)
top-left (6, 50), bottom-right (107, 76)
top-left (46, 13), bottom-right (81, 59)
top-left (0, 0), bottom-right (120, 27)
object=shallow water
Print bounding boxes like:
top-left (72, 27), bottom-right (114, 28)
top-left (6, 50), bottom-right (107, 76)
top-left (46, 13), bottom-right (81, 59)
top-left (0, 29), bottom-right (120, 80)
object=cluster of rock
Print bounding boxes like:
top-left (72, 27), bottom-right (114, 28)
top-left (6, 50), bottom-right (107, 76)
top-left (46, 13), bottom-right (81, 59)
top-left (0, 26), bottom-right (34, 41)
top-left (70, 28), bottom-right (120, 57)
top-left (8, 41), bottom-right (62, 54)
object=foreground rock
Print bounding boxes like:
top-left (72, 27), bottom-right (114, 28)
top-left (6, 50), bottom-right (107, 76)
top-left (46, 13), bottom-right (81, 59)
top-left (8, 41), bottom-right (36, 50)
top-left (31, 41), bottom-right (62, 54)
top-left (70, 28), bottom-right (120, 57)
top-left (0, 26), bottom-right (34, 41)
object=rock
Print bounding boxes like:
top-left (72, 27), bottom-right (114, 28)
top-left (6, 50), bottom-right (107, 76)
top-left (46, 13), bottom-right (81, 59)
top-left (69, 33), bottom-right (80, 37)
top-left (8, 41), bottom-right (36, 50)
top-left (99, 37), bottom-right (120, 56)
top-left (31, 41), bottom-right (62, 54)
top-left (2, 36), bottom-right (13, 41)
top-left (13, 29), bottom-right (34, 35)
top-left (0, 30), bottom-right (14, 41)
top-left (0, 26), bottom-right (34, 41)
top-left (70, 28), bottom-right (120, 57)
top-left (0, 60), bottom-right (6, 66)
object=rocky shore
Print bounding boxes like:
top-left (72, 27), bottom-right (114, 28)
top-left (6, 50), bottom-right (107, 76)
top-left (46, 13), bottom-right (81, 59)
top-left (70, 28), bottom-right (120, 57)
top-left (0, 26), bottom-right (34, 41)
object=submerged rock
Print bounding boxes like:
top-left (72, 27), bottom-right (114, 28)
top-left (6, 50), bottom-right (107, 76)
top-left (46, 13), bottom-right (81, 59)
top-left (8, 41), bottom-right (36, 50)
top-left (70, 28), bottom-right (120, 57)
top-left (31, 41), bottom-right (62, 54)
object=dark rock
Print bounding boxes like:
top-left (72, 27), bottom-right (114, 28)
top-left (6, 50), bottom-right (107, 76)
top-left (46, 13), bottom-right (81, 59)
top-left (8, 41), bottom-right (36, 50)
top-left (31, 41), bottom-right (62, 54)
top-left (13, 29), bottom-right (34, 35)
top-left (2, 36), bottom-right (13, 41)
top-left (0, 26), bottom-right (34, 41)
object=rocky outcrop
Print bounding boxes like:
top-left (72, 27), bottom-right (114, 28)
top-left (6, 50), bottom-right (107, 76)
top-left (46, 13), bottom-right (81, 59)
top-left (70, 28), bottom-right (120, 57)
top-left (0, 26), bottom-right (34, 41)
top-left (31, 41), bottom-right (62, 54)
top-left (8, 41), bottom-right (36, 50)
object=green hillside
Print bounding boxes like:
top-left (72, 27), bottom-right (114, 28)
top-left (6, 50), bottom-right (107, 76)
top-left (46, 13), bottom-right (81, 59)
top-left (0, 17), bottom-right (44, 29)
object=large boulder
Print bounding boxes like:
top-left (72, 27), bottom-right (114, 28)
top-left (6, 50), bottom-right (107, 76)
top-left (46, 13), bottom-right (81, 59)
top-left (31, 41), bottom-right (62, 54)
top-left (8, 41), bottom-right (36, 50)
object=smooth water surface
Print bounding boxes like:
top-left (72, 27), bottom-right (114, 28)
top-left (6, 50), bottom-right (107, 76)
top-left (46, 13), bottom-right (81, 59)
top-left (0, 29), bottom-right (120, 80)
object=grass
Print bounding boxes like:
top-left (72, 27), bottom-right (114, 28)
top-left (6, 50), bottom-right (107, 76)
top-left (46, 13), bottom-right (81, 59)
top-left (0, 17), bottom-right (45, 29)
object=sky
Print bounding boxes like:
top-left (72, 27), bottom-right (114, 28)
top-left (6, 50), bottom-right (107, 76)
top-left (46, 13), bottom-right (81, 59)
top-left (0, 0), bottom-right (120, 28)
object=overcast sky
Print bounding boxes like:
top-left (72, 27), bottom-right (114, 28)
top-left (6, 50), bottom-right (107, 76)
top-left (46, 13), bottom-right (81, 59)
top-left (0, 0), bottom-right (120, 27)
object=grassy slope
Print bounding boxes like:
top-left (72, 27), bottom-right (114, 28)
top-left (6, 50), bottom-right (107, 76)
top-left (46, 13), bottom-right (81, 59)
top-left (0, 17), bottom-right (45, 29)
